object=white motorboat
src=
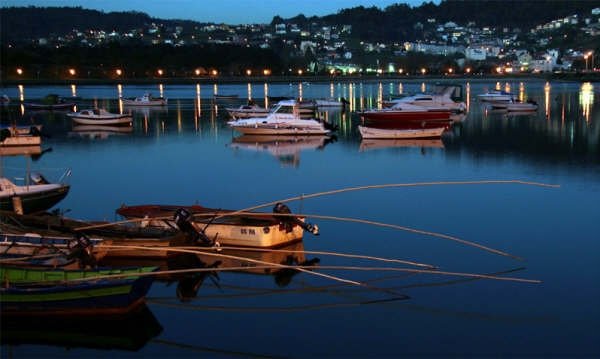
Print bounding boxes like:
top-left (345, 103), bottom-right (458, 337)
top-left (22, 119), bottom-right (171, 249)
top-left (67, 109), bottom-right (133, 125)
top-left (227, 100), bottom-right (335, 135)
top-left (121, 93), bottom-right (167, 106)
top-left (383, 85), bottom-right (466, 113)
top-left (358, 124), bottom-right (447, 139)
top-left (489, 99), bottom-right (538, 112)
top-left (314, 98), bottom-right (348, 107)
top-left (477, 90), bottom-right (515, 102)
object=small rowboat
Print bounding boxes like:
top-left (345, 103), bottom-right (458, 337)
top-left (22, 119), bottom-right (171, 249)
top-left (358, 124), bottom-right (447, 139)
top-left (121, 93), bottom-right (167, 107)
top-left (67, 109), bottom-right (132, 126)
top-left (0, 265), bottom-right (158, 316)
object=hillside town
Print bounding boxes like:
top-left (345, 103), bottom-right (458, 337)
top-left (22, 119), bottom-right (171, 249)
top-left (22, 6), bottom-right (598, 76)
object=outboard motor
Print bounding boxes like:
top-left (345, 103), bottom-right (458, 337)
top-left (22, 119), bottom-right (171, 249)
top-left (272, 202), bottom-right (319, 236)
top-left (323, 121), bottom-right (339, 132)
top-left (173, 208), bottom-right (215, 247)
top-left (67, 233), bottom-right (97, 269)
top-left (29, 172), bottom-right (50, 185)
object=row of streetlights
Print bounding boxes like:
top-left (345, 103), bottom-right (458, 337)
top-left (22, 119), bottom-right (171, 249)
top-left (13, 65), bottom-right (534, 78)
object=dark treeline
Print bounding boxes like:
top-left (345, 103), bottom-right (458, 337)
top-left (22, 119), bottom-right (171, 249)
top-left (319, 0), bottom-right (600, 42)
top-left (3, 43), bottom-right (284, 78)
top-left (0, 6), bottom-right (201, 44)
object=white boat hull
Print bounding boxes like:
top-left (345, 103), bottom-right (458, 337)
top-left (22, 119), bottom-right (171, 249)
top-left (230, 124), bottom-right (330, 136)
top-left (70, 117), bottom-right (132, 125)
top-left (358, 125), bottom-right (445, 139)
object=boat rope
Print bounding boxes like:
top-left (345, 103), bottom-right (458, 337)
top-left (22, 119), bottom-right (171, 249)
top-left (95, 244), bottom-right (363, 287)
top-left (85, 245), bottom-right (540, 284)
top-left (234, 180), bottom-right (560, 214)
top-left (74, 210), bottom-right (519, 261)
top-left (177, 245), bottom-right (436, 269)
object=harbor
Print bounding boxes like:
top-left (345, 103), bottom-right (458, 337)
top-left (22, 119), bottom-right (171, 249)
top-left (1, 78), bottom-right (599, 357)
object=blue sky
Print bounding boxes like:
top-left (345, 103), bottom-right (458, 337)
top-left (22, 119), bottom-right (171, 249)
top-left (2, 0), bottom-right (438, 24)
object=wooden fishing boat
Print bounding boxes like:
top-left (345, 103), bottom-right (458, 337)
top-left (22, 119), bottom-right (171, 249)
top-left (116, 203), bottom-right (320, 248)
top-left (121, 93), bottom-right (167, 106)
top-left (0, 231), bottom-right (108, 260)
top-left (0, 265), bottom-right (158, 316)
top-left (0, 210), bottom-right (209, 259)
top-left (67, 109), bottom-right (133, 126)
top-left (0, 171), bottom-right (71, 214)
top-left (0, 125), bottom-right (42, 147)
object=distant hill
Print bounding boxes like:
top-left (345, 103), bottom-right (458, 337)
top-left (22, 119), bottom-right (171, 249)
top-left (314, 0), bottom-right (600, 42)
top-left (0, 6), bottom-right (200, 44)
top-left (1, 1), bottom-right (599, 45)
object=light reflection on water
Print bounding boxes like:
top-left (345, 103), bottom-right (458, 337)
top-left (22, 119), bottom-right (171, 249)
top-left (1, 79), bottom-right (599, 357)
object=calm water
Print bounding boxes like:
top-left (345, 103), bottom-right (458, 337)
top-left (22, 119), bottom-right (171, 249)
top-left (1, 79), bottom-right (599, 357)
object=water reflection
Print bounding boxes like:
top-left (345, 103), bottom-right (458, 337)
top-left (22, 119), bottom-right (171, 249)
top-left (1, 305), bottom-right (162, 351)
top-left (229, 134), bottom-right (336, 168)
top-left (359, 138), bottom-right (445, 152)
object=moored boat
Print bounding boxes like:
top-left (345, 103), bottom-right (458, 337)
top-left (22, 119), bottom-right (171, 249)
top-left (225, 102), bottom-right (270, 119)
top-left (23, 94), bottom-right (76, 111)
top-left (359, 104), bottom-right (452, 128)
top-left (0, 125), bottom-right (42, 147)
top-left (0, 171), bottom-right (71, 214)
top-left (116, 202), bottom-right (320, 248)
top-left (67, 108), bottom-right (133, 126)
top-left (227, 100), bottom-right (335, 136)
top-left (121, 93), bottom-right (167, 106)
top-left (382, 85), bottom-right (466, 113)
top-left (0, 265), bottom-right (158, 316)
top-left (358, 124), bottom-right (447, 139)
top-left (477, 90), bottom-right (515, 102)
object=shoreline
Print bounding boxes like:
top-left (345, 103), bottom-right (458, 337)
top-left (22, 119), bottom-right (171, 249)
top-left (1, 73), bottom-right (598, 86)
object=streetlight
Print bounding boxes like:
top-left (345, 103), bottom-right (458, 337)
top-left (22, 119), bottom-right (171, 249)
top-left (115, 69), bottom-right (122, 76)
top-left (246, 69), bottom-right (252, 76)
top-left (263, 69), bottom-right (271, 76)
top-left (16, 68), bottom-right (23, 75)
top-left (157, 69), bottom-right (163, 76)
top-left (584, 54), bottom-right (589, 71)
top-left (420, 68), bottom-right (426, 75)
top-left (68, 68), bottom-right (76, 76)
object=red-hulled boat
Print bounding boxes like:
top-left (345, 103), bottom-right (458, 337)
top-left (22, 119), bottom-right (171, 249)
top-left (359, 104), bottom-right (451, 128)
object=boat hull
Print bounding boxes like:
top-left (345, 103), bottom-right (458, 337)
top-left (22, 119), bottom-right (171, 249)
top-left (116, 204), bottom-right (308, 248)
top-left (360, 110), bottom-right (451, 128)
top-left (69, 117), bottom-right (132, 126)
top-left (358, 125), bottom-right (446, 139)
top-left (0, 185), bottom-right (70, 214)
top-left (0, 266), bottom-right (157, 316)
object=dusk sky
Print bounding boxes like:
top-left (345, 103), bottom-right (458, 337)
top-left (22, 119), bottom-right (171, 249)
top-left (2, 0), bottom-right (438, 24)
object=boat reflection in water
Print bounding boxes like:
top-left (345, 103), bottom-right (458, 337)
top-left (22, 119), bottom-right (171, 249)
top-left (229, 134), bottom-right (336, 167)
top-left (101, 241), bottom-right (318, 301)
top-left (69, 125), bottom-right (134, 140)
top-left (0, 304), bottom-right (163, 351)
top-left (359, 138), bottom-right (445, 152)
